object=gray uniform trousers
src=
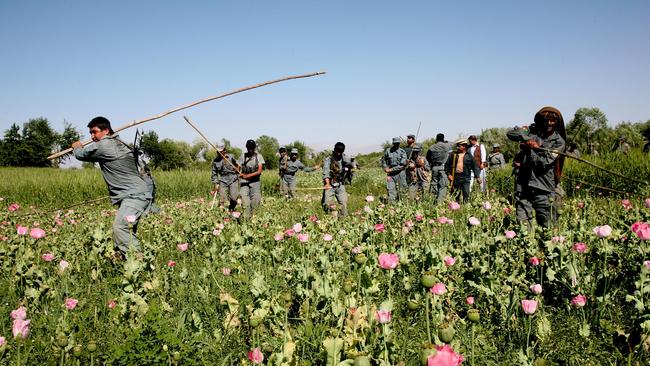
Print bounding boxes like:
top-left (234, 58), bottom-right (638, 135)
top-left (515, 187), bottom-right (558, 229)
top-left (240, 181), bottom-right (261, 217)
top-left (429, 166), bottom-right (448, 202)
top-left (281, 175), bottom-right (298, 198)
top-left (322, 184), bottom-right (348, 216)
top-left (219, 181), bottom-right (239, 210)
top-left (114, 197), bottom-right (151, 253)
top-left (386, 171), bottom-right (407, 203)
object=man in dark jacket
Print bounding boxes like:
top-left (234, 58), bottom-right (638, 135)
top-left (445, 139), bottom-right (481, 203)
top-left (506, 106), bottom-right (566, 228)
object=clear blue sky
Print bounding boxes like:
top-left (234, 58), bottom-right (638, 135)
top-left (1, 0), bottom-right (649, 155)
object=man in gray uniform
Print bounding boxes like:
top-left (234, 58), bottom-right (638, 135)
top-left (211, 144), bottom-right (240, 211)
top-left (382, 137), bottom-right (407, 203)
top-left (488, 144), bottom-right (506, 170)
top-left (406, 144), bottom-right (430, 200)
top-left (322, 142), bottom-right (351, 217)
top-left (72, 117), bottom-right (152, 256)
top-left (507, 106), bottom-right (566, 228)
top-left (281, 148), bottom-right (317, 199)
top-left (426, 133), bottom-right (451, 203)
top-left (238, 139), bottom-right (265, 218)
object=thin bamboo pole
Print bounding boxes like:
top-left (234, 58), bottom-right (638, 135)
top-left (182, 116), bottom-right (241, 174)
top-left (48, 71), bottom-right (326, 160)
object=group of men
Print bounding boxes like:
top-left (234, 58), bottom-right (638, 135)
top-left (72, 107), bottom-right (565, 258)
top-left (380, 133), bottom-right (508, 204)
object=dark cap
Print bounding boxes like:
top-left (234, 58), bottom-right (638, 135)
top-left (407, 134), bottom-right (415, 139)
top-left (246, 139), bottom-right (256, 149)
top-left (334, 142), bottom-right (346, 152)
top-left (468, 135), bottom-right (478, 140)
top-left (279, 147), bottom-right (286, 153)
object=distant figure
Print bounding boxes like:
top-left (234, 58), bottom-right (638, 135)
top-left (589, 142), bottom-right (600, 156)
top-left (616, 135), bottom-right (631, 154)
top-left (211, 144), bottom-right (240, 211)
top-left (344, 157), bottom-right (359, 185)
top-left (488, 144), bottom-right (506, 170)
top-left (644, 139), bottom-right (650, 153)
top-left (566, 142), bottom-right (581, 158)
top-left (280, 148), bottom-right (317, 199)
top-left (406, 144), bottom-right (430, 200)
top-left (382, 137), bottom-right (407, 203)
top-left (445, 138), bottom-right (481, 203)
top-left (426, 133), bottom-right (452, 202)
top-left (403, 134), bottom-right (416, 159)
top-left (322, 142), bottom-right (352, 217)
top-left (72, 116), bottom-right (153, 258)
top-left (468, 135), bottom-right (487, 193)
top-left (238, 139), bottom-right (265, 217)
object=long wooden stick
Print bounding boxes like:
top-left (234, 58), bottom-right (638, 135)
top-left (183, 116), bottom-right (241, 174)
top-left (539, 147), bottom-right (648, 186)
top-left (48, 71), bottom-right (326, 160)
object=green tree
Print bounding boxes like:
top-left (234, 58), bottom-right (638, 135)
top-left (20, 118), bottom-right (58, 167)
top-left (54, 121), bottom-right (82, 164)
top-left (284, 140), bottom-right (314, 164)
top-left (255, 135), bottom-right (279, 169)
top-left (479, 127), bottom-right (519, 162)
top-left (0, 124), bottom-right (23, 166)
top-left (566, 107), bottom-right (609, 153)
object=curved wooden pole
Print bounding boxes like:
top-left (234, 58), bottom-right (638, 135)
top-left (48, 71), bottom-right (326, 160)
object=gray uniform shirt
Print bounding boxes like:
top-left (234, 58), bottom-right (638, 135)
top-left (507, 129), bottom-right (565, 193)
top-left (284, 159), bottom-right (315, 175)
top-left (211, 154), bottom-right (239, 185)
top-left (73, 134), bottom-right (151, 204)
top-left (382, 147), bottom-right (407, 175)
top-left (488, 152), bottom-right (506, 169)
top-left (238, 152), bottom-right (265, 184)
top-left (323, 154), bottom-right (351, 184)
top-left (426, 142), bottom-right (452, 167)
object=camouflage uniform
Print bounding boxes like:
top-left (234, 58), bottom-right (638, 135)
top-left (382, 138), bottom-right (407, 203)
top-left (74, 134), bottom-right (152, 254)
top-left (322, 145), bottom-right (351, 217)
top-left (406, 144), bottom-right (430, 199)
top-left (426, 140), bottom-right (452, 202)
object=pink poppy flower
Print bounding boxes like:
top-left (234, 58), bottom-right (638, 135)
top-left (437, 217), bottom-right (449, 224)
top-left (577, 201), bottom-right (585, 209)
top-left (521, 299), bottom-right (538, 315)
top-left (482, 201), bottom-right (492, 210)
top-left (212, 228), bottom-right (222, 236)
top-left (108, 300), bottom-right (117, 309)
top-left (375, 310), bottom-right (392, 324)
top-left (177, 243), bottom-right (189, 252)
top-left (572, 242), bottom-right (587, 253)
top-left (645, 198), bottom-right (650, 208)
top-left (42, 253), bottom-right (55, 262)
top-left (427, 344), bottom-right (464, 365)
top-left (468, 217), bottom-right (480, 226)
top-left (431, 282), bottom-right (446, 295)
top-left (415, 213), bottom-right (424, 221)
top-left (365, 195), bottom-right (375, 202)
top-left (503, 207), bottom-right (512, 215)
top-left (632, 222), bottom-right (650, 240)
top-left (621, 199), bottom-right (632, 210)
top-left (8, 203), bottom-right (20, 212)
top-left (309, 215), bottom-right (318, 222)
top-left (10, 307), bottom-right (26, 320)
top-left (167, 260), bottom-right (176, 267)
top-left (274, 233), bottom-right (284, 241)
top-left (448, 201), bottom-right (461, 211)
top-left (293, 223), bottom-right (302, 233)
top-left (12, 318), bottom-right (30, 339)
top-left (297, 233), bottom-right (309, 242)
top-left (222, 267), bottom-right (231, 276)
top-left (530, 284), bottom-right (542, 295)
top-left (529, 257), bottom-right (540, 266)
top-left (571, 294), bottom-right (587, 308)
top-left (17, 225), bottom-right (28, 236)
top-left (351, 246), bottom-right (362, 254)
top-left (285, 228), bottom-right (296, 237)
top-left (551, 236), bottom-right (565, 243)
top-left (466, 296), bottom-right (475, 305)
top-left (593, 225), bottom-right (612, 238)
top-left (59, 260), bottom-right (69, 272)
top-left (247, 347), bottom-right (264, 364)
top-left (65, 298), bottom-right (78, 310)
top-left (323, 234), bottom-right (333, 241)
top-left (378, 253), bottom-right (399, 269)
top-left (443, 256), bottom-right (456, 267)
top-left (374, 223), bottom-right (385, 233)
top-left (505, 230), bottom-right (516, 239)
top-left (643, 260), bottom-right (650, 270)
top-left (0, 336), bottom-right (5, 346)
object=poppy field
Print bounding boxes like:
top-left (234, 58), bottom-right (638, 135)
top-left (1, 165), bottom-right (650, 365)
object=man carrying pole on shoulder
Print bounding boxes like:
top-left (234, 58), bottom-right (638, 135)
top-left (72, 116), bottom-right (152, 258)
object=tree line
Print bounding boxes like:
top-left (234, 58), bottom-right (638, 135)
top-left (1, 108), bottom-right (648, 169)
